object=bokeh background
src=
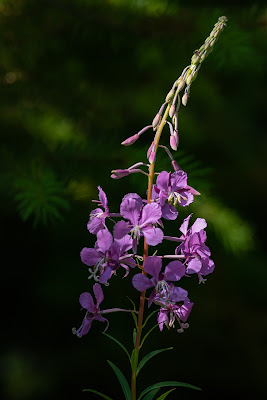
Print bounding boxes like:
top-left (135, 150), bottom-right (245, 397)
top-left (1, 0), bottom-right (267, 399)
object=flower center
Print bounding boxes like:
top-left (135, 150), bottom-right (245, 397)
top-left (168, 191), bottom-right (188, 206)
top-left (130, 225), bottom-right (141, 241)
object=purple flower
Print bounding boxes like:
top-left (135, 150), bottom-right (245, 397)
top-left (132, 255), bottom-right (185, 306)
top-left (176, 214), bottom-right (215, 282)
top-left (157, 297), bottom-right (194, 333)
top-left (81, 229), bottom-right (135, 284)
top-left (87, 186), bottom-right (109, 234)
top-left (113, 193), bottom-right (163, 253)
top-left (72, 283), bottom-right (109, 337)
top-left (154, 170), bottom-right (199, 209)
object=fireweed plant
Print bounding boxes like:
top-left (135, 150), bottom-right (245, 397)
top-left (73, 16), bottom-right (227, 400)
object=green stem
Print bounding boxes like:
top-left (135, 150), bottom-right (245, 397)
top-left (130, 103), bottom-right (171, 400)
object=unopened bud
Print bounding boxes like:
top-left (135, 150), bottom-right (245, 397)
top-left (165, 89), bottom-right (175, 102)
top-left (177, 79), bottom-right (185, 93)
top-left (149, 151), bottom-right (156, 164)
top-left (147, 141), bottom-right (154, 160)
top-left (169, 104), bottom-right (175, 118)
top-left (152, 113), bottom-right (161, 129)
top-left (182, 92), bottom-right (188, 106)
top-left (170, 135), bottom-right (177, 151)
top-left (170, 129), bottom-right (179, 151)
top-left (210, 38), bottom-right (217, 47)
top-left (111, 169), bottom-right (130, 179)
top-left (191, 53), bottom-right (200, 65)
top-left (171, 160), bottom-right (181, 171)
top-left (121, 133), bottom-right (139, 146)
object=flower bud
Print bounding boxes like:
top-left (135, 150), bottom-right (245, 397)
top-left (171, 160), bottom-right (181, 171)
top-left (121, 133), bottom-right (139, 146)
top-left (152, 113), bottom-right (161, 129)
top-left (177, 79), bottom-right (185, 93)
top-left (165, 88), bottom-right (175, 102)
top-left (149, 151), bottom-right (156, 164)
top-left (170, 135), bottom-right (177, 151)
top-left (169, 104), bottom-right (175, 118)
top-left (111, 169), bottom-right (130, 179)
top-left (191, 53), bottom-right (200, 65)
top-left (182, 92), bottom-right (188, 106)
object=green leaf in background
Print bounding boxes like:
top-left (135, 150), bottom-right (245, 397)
top-left (82, 388), bottom-right (113, 399)
top-left (155, 388), bottom-right (176, 400)
top-left (143, 388), bottom-right (160, 400)
top-left (138, 381), bottom-right (201, 399)
top-left (13, 165), bottom-right (70, 227)
top-left (137, 348), bottom-right (173, 376)
top-left (103, 332), bottom-right (130, 361)
top-left (107, 360), bottom-right (131, 400)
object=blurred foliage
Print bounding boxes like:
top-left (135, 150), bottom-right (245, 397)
top-left (13, 163), bottom-right (70, 226)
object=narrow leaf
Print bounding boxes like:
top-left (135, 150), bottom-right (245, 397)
top-left (140, 324), bottom-right (158, 349)
top-left (133, 328), bottom-right (137, 347)
top-left (138, 381), bottom-right (201, 399)
top-left (107, 360), bottom-right (131, 400)
top-left (143, 388), bottom-right (160, 400)
top-left (137, 348), bottom-right (173, 376)
top-left (155, 388), bottom-right (176, 400)
top-left (142, 309), bottom-right (160, 329)
top-left (130, 310), bottom-right (138, 329)
top-left (83, 388), bottom-right (113, 400)
top-left (127, 296), bottom-right (137, 311)
top-left (130, 348), bottom-right (139, 373)
top-left (103, 332), bottom-right (130, 361)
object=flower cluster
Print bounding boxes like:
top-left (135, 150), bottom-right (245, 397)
top-left (73, 168), bottom-right (214, 335)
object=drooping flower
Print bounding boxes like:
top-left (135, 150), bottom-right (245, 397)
top-left (81, 229), bottom-right (135, 284)
top-left (176, 214), bottom-right (215, 282)
top-left (154, 170), bottom-right (200, 209)
top-left (132, 255), bottom-right (185, 306)
top-left (72, 283), bottom-right (109, 337)
top-left (87, 186), bottom-right (110, 234)
top-left (113, 193), bottom-right (163, 253)
top-left (157, 297), bottom-right (194, 333)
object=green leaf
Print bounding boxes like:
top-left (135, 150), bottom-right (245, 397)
top-left (155, 388), bottom-right (176, 400)
top-left (133, 328), bottom-right (137, 347)
top-left (137, 348), bottom-right (173, 376)
top-left (130, 310), bottom-right (138, 329)
top-left (142, 309), bottom-right (159, 329)
top-left (103, 333), bottom-right (130, 361)
top-left (143, 388), bottom-right (160, 400)
top-left (130, 348), bottom-right (139, 373)
top-left (138, 381), bottom-right (201, 399)
top-left (107, 360), bottom-right (131, 400)
top-left (140, 324), bottom-right (158, 349)
top-left (82, 388), bottom-right (113, 399)
top-left (127, 297), bottom-right (138, 328)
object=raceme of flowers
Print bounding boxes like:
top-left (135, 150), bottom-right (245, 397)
top-left (73, 16), bottom-right (227, 341)
top-left (73, 172), bottom-right (214, 337)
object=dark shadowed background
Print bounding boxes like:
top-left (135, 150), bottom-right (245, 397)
top-left (1, 0), bottom-right (267, 399)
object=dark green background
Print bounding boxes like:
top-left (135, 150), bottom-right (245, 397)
top-left (1, 0), bottom-right (267, 399)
